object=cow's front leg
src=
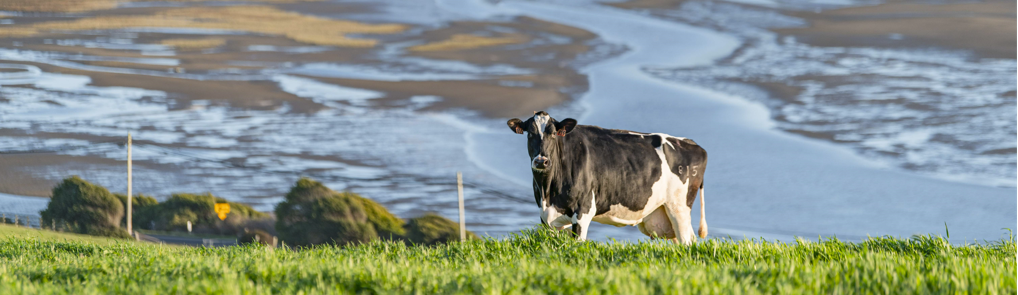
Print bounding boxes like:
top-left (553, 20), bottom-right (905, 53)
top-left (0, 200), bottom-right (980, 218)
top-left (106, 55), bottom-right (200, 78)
top-left (571, 214), bottom-right (593, 241)
top-left (570, 191), bottom-right (597, 241)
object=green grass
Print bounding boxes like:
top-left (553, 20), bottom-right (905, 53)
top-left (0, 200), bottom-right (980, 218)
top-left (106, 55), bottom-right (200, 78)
top-left (0, 224), bottom-right (1014, 294)
top-left (0, 224), bottom-right (131, 245)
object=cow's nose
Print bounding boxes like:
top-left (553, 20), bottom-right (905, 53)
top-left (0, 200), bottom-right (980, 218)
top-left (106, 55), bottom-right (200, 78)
top-left (532, 156), bottom-right (549, 169)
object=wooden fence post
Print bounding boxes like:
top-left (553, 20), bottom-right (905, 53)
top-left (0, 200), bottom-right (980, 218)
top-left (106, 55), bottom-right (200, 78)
top-left (457, 172), bottom-right (465, 242)
top-left (127, 132), bottom-right (133, 235)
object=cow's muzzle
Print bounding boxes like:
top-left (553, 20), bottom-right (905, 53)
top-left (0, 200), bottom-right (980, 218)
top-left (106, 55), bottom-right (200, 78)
top-left (531, 155), bottom-right (550, 170)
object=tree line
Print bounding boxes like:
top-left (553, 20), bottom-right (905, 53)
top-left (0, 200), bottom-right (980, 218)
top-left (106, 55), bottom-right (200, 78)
top-left (39, 176), bottom-right (475, 246)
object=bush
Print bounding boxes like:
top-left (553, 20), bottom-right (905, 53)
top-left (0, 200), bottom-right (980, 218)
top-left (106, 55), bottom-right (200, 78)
top-left (275, 178), bottom-right (404, 246)
top-left (40, 176), bottom-right (129, 238)
top-left (157, 193), bottom-right (217, 231)
top-left (403, 213), bottom-right (477, 245)
top-left (115, 193), bottom-right (158, 229)
top-left (148, 193), bottom-right (268, 235)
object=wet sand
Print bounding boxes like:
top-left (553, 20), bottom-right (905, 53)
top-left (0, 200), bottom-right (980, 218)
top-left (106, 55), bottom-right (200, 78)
top-left (776, 0), bottom-right (1016, 59)
top-left (306, 75), bottom-right (572, 118)
top-left (609, 0), bottom-right (1016, 59)
top-left (0, 154), bottom-right (121, 197)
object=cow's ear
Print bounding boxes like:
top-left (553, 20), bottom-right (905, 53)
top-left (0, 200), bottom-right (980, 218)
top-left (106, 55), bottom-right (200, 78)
top-left (556, 118), bottom-right (577, 136)
top-left (507, 118), bottom-right (525, 134)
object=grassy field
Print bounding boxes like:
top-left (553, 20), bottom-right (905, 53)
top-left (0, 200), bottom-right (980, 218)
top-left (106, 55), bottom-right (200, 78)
top-left (0, 224), bottom-right (131, 245)
top-left (0, 224), bottom-right (1014, 294)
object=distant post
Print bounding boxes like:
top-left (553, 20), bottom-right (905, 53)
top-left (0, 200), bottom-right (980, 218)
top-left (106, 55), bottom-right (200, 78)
top-left (457, 172), bottom-right (465, 242)
top-left (126, 132), bottom-right (133, 235)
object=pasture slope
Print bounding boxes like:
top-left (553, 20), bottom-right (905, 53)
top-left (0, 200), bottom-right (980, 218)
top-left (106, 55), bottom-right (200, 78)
top-left (0, 224), bottom-right (1014, 294)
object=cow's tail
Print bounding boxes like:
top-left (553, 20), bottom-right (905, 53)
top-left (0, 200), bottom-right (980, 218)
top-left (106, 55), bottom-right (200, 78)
top-left (697, 183), bottom-right (708, 239)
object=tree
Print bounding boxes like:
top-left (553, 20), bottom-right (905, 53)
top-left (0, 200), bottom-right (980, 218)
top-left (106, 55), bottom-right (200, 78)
top-left (275, 178), bottom-right (404, 246)
top-left (40, 176), bottom-right (129, 238)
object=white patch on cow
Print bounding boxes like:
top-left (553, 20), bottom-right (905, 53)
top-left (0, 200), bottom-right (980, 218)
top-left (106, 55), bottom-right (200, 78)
top-left (541, 196), bottom-right (572, 230)
top-left (533, 114), bottom-right (551, 137)
top-left (547, 212), bottom-right (572, 230)
top-left (592, 204), bottom-right (644, 226)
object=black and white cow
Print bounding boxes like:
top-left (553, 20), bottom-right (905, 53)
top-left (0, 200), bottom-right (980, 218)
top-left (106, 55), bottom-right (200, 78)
top-left (508, 111), bottom-right (708, 244)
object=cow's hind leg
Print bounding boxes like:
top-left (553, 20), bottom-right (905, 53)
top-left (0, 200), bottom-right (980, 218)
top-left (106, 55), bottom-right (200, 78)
top-left (663, 200), bottom-right (696, 245)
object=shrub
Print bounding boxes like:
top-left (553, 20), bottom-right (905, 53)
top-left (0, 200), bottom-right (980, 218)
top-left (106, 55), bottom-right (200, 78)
top-left (115, 193), bottom-right (158, 229)
top-left (275, 178), bottom-right (404, 246)
top-left (357, 197), bottom-right (405, 239)
top-left (403, 213), bottom-right (477, 245)
top-left (158, 193), bottom-right (217, 231)
top-left (150, 193), bottom-right (268, 235)
top-left (40, 176), bottom-right (129, 238)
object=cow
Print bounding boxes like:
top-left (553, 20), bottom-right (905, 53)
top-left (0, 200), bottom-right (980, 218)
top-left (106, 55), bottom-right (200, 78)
top-left (507, 111), bottom-right (708, 244)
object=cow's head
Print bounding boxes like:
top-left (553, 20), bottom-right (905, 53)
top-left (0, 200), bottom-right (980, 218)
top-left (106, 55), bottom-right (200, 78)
top-left (507, 111), bottom-right (577, 172)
